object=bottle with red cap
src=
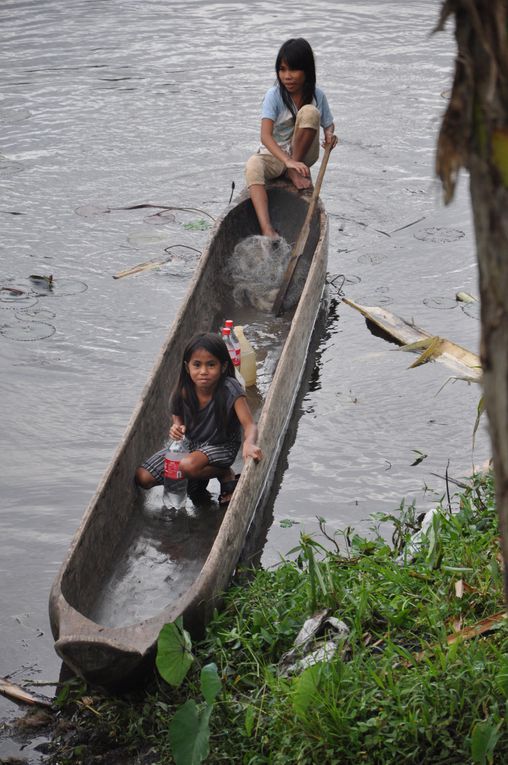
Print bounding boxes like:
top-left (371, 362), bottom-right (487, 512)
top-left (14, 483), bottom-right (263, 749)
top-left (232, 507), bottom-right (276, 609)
top-left (224, 320), bottom-right (241, 364)
top-left (221, 327), bottom-right (245, 388)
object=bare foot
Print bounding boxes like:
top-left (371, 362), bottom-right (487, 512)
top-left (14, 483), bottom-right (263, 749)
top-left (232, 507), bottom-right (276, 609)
top-left (219, 470), bottom-right (239, 506)
top-left (287, 167), bottom-right (312, 190)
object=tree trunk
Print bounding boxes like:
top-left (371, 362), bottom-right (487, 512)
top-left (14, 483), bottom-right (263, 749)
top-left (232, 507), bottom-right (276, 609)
top-left (436, 0), bottom-right (508, 605)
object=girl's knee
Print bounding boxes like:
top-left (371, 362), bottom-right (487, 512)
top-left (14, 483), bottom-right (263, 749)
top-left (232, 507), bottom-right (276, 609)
top-left (246, 153), bottom-right (285, 187)
top-left (135, 466), bottom-right (157, 489)
top-left (245, 155), bottom-right (266, 187)
top-left (295, 104), bottom-right (320, 130)
top-left (180, 453), bottom-right (207, 479)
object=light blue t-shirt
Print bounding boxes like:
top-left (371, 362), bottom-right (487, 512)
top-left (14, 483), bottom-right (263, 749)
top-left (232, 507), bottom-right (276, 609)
top-left (259, 84), bottom-right (334, 154)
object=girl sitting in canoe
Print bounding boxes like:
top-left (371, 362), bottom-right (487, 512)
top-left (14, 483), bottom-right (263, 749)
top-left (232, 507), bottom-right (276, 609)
top-left (135, 332), bottom-right (262, 505)
top-left (245, 37), bottom-right (338, 238)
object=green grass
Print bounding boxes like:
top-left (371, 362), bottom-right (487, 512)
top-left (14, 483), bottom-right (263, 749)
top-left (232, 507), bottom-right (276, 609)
top-left (47, 471), bottom-right (507, 764)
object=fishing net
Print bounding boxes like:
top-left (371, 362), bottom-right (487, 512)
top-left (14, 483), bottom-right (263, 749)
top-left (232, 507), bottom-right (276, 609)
top-left (224, 235), bottom-right (308, 312)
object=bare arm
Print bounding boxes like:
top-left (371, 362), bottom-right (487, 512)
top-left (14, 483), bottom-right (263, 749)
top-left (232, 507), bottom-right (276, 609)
top-left (261, 118), bottom-right (310, 178)
top-left (322, 122), bottom-right (338, 149)
top-left (233, 396), bottom-right (263, 462)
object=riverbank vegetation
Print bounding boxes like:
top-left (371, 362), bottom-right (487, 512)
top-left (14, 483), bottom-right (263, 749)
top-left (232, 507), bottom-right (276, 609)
top-left (40, 470), bottom-right (507, 764)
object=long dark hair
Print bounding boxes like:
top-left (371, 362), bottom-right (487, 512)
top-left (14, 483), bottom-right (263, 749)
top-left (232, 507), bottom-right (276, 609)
top-left (275, 38), bottom-right (316, 121)
top-left (171, 333), bottom-right (236, 437)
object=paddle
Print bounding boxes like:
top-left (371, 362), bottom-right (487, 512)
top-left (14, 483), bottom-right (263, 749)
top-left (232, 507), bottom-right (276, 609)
top-left (272, 141), bottom-right (333, 316)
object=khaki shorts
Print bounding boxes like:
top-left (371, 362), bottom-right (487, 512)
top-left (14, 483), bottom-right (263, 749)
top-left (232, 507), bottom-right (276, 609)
top-left (245, 104), bottom-right (321, 187)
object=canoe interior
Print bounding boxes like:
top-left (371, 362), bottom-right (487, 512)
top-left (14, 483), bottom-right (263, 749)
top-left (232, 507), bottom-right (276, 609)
top-left (52, 184), bottom-right (325, 653)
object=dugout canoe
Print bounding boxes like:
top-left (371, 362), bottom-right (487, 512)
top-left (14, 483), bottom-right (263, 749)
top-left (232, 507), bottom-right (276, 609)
top-left (49, 180), bottom-right (329, 690)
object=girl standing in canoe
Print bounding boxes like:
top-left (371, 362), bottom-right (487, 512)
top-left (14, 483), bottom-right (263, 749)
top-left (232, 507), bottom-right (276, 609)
top-left (245, 37), bottom-right (338, 238)
top-left (135, 333), bottom-right (262, 506)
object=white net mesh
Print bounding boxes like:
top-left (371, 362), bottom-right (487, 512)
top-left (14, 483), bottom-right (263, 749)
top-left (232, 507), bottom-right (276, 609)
top-left (224, 235), bottom-right (307, 312)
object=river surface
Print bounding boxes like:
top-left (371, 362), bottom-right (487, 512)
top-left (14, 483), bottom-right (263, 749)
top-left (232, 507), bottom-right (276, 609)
top-left (0, 0), bottom-right (490, 757)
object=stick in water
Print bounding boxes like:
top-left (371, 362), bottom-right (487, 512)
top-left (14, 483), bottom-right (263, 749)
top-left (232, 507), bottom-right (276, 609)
top-left (113, 244), bottom-right (201, 279)
top-left (0, 676), bottom-right (52, 707)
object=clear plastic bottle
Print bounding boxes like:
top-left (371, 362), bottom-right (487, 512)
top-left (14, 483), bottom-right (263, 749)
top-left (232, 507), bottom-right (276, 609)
top-left (224, 320), bottom-right (241, 364)
top-left (221, 327), bottom-right (245, 388)
top-left (163, 438), bottom-right (190, 509)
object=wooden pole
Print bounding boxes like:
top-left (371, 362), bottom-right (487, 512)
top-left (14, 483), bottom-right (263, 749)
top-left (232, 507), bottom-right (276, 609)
top-left (272, 142), bottom-right (332, 316)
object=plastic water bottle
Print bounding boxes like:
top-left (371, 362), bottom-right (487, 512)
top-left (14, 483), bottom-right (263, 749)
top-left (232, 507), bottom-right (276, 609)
top-left (224, 320), bottom-right (241, 364)
top-left (221, 326), bottom-right (235, 360)
top-left (163, 438), bottom-right (190, 509)
top-left (221, 327), bottom-right (245, 388)
top-left (234, 325), bottom-right (257, 387)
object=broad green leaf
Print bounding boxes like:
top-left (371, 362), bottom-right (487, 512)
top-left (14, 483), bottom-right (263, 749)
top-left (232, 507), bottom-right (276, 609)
top-left (156, 618), bottom-right (194, 687)
top-left (280, 518), bottom-right (299, 528)
top-left (169, 699), bottom-right (212, 765)
top-left (244, 704), bottom-right (256, 737)
top-left (292, 663), bottom-right (322, 719)
top-left (495, 655), bottom-right (508, 696)
top-left (312, 558), bottom-right (328, 600)
top-left (200, 663), bottom-right (221, 705)
top-left (471, 719), bottom-right (500, 765)
top-left (425, 512), bottom-right (443, 569)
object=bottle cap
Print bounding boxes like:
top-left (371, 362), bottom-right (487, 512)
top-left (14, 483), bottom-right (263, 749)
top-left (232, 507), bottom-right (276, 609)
top-left (225, 320), bottom-right (233, 328)
top-left (222, 327), bottom-right (231, 336)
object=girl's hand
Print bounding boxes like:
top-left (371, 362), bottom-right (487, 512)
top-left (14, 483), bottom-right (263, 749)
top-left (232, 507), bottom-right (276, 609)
top-left (322, 129), bottom-right (338, 150)
top-left (285, 157), bottom-right (310, 176)
top-left (169, 423), bottom-right (185, 440)
top-left (243, 442), bottom-right (263, 462)
top-left (233, 397), bottom-right (262, 463)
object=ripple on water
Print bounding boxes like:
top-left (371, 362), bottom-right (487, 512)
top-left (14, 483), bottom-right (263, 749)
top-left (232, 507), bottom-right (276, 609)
top-left (0, 318), bottom-right (56, 342)
top-left (423, 297), bottom-right (458, 310)
top-left (0, 107), bottom-right (31, 123)
top-left (462, 302), bottom-right (480, 320)
top-left (414, 226), bottom-right (466, 243)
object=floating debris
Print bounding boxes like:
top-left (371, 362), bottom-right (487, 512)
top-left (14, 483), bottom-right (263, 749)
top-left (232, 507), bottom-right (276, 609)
top-left (113, 244), bottom-right (201, 279)
top-left (456, 291), bottom-right (478, 304)
top-left (0, 676), bottom-right (52, 708)
top-left (0, 286), bottom-right (25, 296)
top-left (29, 274), bottom-right (53, 288)
top-left (411, 449), bottom-right (428, 467)
top-left (182, 218), bottom-right (210, 231)
top-left (342, 298), bottom-right (481, 380)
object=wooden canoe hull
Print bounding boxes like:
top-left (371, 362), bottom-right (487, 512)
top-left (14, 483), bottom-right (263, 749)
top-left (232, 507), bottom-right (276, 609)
top-left (49, 182), bottom-right (329, 689)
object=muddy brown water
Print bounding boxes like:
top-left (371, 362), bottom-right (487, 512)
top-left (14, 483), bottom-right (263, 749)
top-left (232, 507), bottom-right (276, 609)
top-left (0, 1), bottom-right (490, 759)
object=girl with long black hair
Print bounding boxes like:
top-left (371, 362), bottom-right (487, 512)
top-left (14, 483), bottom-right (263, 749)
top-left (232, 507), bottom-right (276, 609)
top-left (245, 38), bottom-right (338, 237)
top-left (136, 333), bottom-right (262, 506)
